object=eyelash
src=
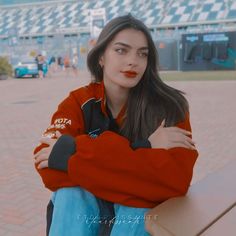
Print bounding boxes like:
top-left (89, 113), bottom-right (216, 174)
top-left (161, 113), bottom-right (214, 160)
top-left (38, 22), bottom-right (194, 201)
top-left (115, 48), bottom-right (148, 58)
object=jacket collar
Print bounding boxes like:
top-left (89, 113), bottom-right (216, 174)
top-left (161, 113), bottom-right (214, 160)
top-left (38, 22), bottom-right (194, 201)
top-left (98, 80), bottom-right (126, 127)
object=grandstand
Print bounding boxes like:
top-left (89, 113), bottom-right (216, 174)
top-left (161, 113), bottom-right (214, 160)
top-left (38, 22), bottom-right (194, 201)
top-left (0, 0), bottom-right (236, 70)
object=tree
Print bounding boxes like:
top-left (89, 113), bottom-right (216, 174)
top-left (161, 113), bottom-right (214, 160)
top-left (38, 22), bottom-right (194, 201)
top-left (0, 57), bottom-right (13, 79)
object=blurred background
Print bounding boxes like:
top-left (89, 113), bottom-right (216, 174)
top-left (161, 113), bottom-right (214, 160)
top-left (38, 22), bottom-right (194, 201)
top-left (0, 0), bottom-right (236, 79)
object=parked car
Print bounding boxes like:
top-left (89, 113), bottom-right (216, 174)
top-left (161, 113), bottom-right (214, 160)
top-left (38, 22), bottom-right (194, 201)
top-left (14, 61), bottom-right (39, 78)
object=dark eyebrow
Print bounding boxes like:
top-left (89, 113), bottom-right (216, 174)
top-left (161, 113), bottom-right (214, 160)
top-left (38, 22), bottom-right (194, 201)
top-left (114, 42), bottom-right (148, 50)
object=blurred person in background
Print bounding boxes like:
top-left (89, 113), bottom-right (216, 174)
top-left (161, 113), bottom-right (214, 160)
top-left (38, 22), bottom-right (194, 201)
top-left (49, 55), bottom-right (56, 73)
top-left (63, 55), bottom-right (70, 75)
top-left (72, 53), bottom-right (79, 77)
top-left (36, 54), bottom-right (45, 79)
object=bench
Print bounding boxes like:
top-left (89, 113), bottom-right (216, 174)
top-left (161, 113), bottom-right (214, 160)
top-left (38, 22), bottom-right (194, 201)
top-left (145, 159), bottom-right (236, 236)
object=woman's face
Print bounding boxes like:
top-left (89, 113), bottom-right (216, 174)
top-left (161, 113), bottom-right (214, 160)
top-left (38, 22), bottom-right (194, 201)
top-left (100, 28), bottom-right (148, 90)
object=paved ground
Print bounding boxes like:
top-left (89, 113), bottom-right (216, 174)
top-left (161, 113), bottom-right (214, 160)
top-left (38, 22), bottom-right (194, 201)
top-left (0, 70), bottom-right (236, 235)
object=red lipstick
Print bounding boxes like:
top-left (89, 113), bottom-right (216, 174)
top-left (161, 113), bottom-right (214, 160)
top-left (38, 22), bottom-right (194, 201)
top-left (121, 70), bottom-right (138, 78)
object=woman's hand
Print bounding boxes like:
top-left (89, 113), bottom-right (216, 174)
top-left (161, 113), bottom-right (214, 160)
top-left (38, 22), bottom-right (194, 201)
top-left (34, 131), bottom-right (61, 169)
top-left (148, 120), bottom-right (196, 150)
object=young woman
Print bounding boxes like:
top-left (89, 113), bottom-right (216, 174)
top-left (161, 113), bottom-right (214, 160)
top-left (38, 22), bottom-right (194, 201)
top-left (34, 15), bottom-right (198, 236)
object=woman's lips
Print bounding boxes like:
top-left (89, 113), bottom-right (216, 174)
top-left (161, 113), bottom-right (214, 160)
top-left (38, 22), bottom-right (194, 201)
top-left (121, 70), bottom-right (138, 78)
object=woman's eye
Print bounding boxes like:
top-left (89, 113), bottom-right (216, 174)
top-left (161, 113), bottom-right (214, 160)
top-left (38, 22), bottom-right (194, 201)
top-left (138, 52), bottom-right (148, 58)
top-left (115, 48), bottom-right (126, 54)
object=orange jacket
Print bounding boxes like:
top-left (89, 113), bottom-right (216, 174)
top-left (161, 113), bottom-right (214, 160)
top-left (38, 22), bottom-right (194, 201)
top-left (34, 82), bottom-right (198, 208)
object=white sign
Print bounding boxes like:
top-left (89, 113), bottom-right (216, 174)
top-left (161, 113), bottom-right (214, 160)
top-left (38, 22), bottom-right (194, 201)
top-left (90, 8), bottom-right (106, 38)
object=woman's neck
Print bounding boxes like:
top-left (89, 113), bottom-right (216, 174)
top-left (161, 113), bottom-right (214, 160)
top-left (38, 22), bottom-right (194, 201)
top-left (104, 83), bottom-right (129, 118)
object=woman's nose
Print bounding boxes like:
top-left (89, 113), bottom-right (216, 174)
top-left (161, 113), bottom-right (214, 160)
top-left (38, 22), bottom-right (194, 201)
top-left (127, 54), bottom-right (137, 66)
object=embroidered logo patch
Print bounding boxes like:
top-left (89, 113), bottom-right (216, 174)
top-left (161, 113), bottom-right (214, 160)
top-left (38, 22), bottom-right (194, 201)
top-left (88, 128), bottom-right (101, 138)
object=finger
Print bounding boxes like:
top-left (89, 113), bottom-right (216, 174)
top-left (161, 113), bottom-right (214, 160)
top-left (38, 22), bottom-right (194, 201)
top-left (34, 148), bottom-right (47, 159)
top-left (37, 160), bottom-right (49, 169)
top-left (33, 145), bottom-right (52, 159)
top-left (183, 139), bottom-right (197, 150)
top-left (170, 141), bottom-right (196, 150)
top-left (182, 139), bottom-right (197, 150)
top-left (55, 130), bottom-right (62, 138)
top-left (185, 136), bottom-right (196, 145)
top-left (39, 137), bottom-right (55, 145)
top-left (169, 127), bottom-right (192, 136)
top-left (171, 133), bottom-right (196, 146)
top-left (35, 154), bottom-right (49, 164)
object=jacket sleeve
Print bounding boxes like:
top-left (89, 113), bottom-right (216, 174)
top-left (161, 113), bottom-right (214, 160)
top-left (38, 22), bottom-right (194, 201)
top-left (34, 92), bottom-right (85, 191)
top-left (67, 114), bottom-right (198, 207)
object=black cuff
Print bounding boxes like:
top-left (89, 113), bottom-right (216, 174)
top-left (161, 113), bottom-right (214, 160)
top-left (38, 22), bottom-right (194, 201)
top-left (130, 139), bottom-right (151, 150)
top-left (48, 135), bottom-right (76, 172)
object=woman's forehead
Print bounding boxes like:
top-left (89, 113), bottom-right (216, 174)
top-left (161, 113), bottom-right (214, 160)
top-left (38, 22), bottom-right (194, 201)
top-left (109, 28), bottom-right (148, 49)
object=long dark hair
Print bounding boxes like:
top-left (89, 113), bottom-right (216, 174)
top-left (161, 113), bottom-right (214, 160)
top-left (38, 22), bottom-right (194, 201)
top-left (87, 15), bottom-right (189, 142)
